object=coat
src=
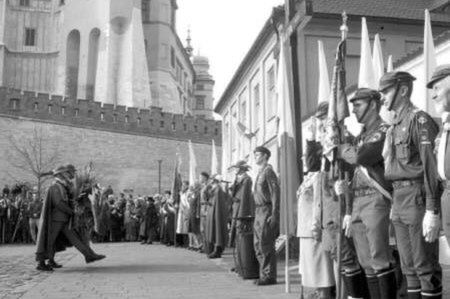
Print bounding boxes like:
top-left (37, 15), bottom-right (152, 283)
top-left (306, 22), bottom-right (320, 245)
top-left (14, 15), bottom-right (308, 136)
top-left (205, 184), bottom-right (228, 248)
top-left (176, 191), bottom-right (190, 234)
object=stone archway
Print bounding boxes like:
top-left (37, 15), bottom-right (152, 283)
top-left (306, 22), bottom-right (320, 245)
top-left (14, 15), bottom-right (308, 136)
top-left (65, 30), bottom-right (81, 99)
top-left (86, 28), bottom-right (101, 100)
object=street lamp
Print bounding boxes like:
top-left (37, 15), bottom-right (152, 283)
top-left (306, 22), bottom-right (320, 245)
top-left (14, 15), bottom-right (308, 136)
top-left (157, 159), bottom-right (162, 194)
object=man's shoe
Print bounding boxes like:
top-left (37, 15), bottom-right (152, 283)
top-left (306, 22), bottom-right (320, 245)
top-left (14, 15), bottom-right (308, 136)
top-left (36, 263), bottom-right (53, 271)
top-left (140, 241), bottom-right (146, 245)
top-left (85, 254), bottom-right (106, 264)
top-left (255, 279), bottom-right (277, 286)
top-left (48, 260), bottom-right (63, 268)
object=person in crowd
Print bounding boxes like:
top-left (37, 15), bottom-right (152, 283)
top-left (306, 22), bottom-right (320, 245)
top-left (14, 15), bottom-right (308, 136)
top-left (109, 199), bottom-right (124, 242)
top-left (28, 187), bottom-right (42, 244)
top-left (187, 182), bottom-right (202, 251)
top-left (140, 196), bottom-right (159, 244)
top-left (176, 181), bottom-right (190, 247)
top-left (205, 174), bottom-right (228, 259)
top-left (124, 199), bottom-right (138, 242)
top-left (199, 172), bottom-right (212, 254)
top-left (161, 191), bottom-right (176, 246)
top-left (0, 194), bottom-right (7, 244)
top-left (35, 164), bottom-right (105, 271)
top-left (228, 160), bottom-right (258, 279)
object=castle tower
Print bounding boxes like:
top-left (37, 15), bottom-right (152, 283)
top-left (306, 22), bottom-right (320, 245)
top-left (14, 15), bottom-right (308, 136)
top-left (185, 29), bottom-right (193, 58)
top-left (192, 55), bottom-right (215, 119)
top-left (56, 0), bottom-right (151, 108)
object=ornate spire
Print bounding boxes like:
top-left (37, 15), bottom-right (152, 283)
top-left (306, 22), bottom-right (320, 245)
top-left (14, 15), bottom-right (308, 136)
top-left (185, 28), bottom-right (193, 57)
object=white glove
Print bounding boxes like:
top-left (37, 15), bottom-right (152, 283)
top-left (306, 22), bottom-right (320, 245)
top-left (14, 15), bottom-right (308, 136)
top-left (334, 180), bottom-right (348, 196)
top-left (342, 214), bottom-right (352, 237)
top-left (422, 210), bottom-right (441, 243)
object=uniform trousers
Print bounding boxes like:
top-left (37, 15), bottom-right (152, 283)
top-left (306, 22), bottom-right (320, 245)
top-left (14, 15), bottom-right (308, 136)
top-left (253, 205), bottom-right (278, 281)
top-left (391, 184), bottom-right (442, 296)
top-left (48, 221), bottom-right (95, 261)
top-left (29, 218), bottom-right (40, 243)
top-left (351, 192), bottom-right (391, 274)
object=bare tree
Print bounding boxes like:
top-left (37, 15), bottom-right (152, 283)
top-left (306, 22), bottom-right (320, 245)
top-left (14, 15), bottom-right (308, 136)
top-left (7, 126), bottom-right (60, 198)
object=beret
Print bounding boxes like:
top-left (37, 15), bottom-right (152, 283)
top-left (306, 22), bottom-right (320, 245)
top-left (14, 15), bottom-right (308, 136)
top-left (254, 146), bottom-right (271, 158)
top-left (379, 71), bottom-right (416, 92)
top-left (350, 88), bottom-right (381, 103)
top-left (426, 64), bottom-right (450, 89)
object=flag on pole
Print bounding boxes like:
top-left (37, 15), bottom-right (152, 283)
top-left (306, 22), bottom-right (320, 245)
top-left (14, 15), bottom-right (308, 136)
top-left (424, 9), bottom-right (437, 113)
top-left (188, 140), bottom-right (197, 186)
top-left (276, 41), bottom-right (299, 236)
top-left (358, 17), bottom-right (377, 89)
top-left (211, 139), bottom-right (218, 176)
top-left (387, 55), bottom-right (394, 72)
top-left (171, 152), bottom-right (182, 205)
top-left (318, 40), bottom-right (331, 104)
top-left (372, 33), bottom-right (384, 87)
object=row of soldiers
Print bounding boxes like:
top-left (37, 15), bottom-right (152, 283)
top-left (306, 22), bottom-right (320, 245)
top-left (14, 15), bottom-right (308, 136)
top-left (0, 185), bottom-right (42, 245)
top-left (298, 65), bottom-right (450, 299)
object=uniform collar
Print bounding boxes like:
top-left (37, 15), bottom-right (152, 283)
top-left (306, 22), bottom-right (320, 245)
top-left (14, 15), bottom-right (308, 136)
top-left (393, 101), bottom-right (414, 125)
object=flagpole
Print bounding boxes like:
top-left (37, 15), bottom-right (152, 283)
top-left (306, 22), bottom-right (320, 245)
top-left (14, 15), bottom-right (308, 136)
top-left (336, 12), bottom-right (348, 299)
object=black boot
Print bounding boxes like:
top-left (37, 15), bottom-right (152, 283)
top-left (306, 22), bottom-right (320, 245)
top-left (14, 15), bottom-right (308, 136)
top-left (36, 261), bottom-right (53, 271)
top-left (343, 268), bottom-right (370, 299)
top-left (378, 268), bottom-right (397, 299)
top-left (366, 274), bottom-right (381, 299)
top-left (48, 259), bottom-right (63, 268)
top-left (407, 288), bottom-right (422, 299)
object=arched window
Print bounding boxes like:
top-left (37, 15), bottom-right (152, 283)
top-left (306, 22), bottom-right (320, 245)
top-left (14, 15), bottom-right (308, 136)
top-left (65, 30), bottom-right (81, 99)
top-left (86, 28), bottom-right (100, 100)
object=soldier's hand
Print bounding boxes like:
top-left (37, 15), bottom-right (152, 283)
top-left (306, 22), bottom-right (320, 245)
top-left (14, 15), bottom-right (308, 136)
top-left (342, 214), bottom-right (352, 237)
top-left (334, 180), bottom-right (348, 196)
top-left (422, 210), bottom-right (441, 243)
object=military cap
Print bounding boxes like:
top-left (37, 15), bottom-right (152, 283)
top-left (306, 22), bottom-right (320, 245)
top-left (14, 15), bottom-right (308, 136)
top-left (378, 71), bottom-right (416, 92)
top-left (53, 164), bottom-right (77, 175)
top-left (254, 146), bottom-right (271, 158)
top-left (349, 88), bottom-right (381, 103)
top-left (315, 102), bottom-right (329, 119)
top-left (228, 160), bottom-right (251, 171)
top-left (426, 64), bottom-right (450, 89)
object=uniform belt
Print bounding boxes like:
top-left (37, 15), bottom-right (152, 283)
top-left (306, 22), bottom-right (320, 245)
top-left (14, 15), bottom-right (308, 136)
top-left (392, 179), bottom-right (423, 189)
top-left (255, 203), bottom-right (271, 208)
top-left (354, 188), bottom-right (377, 197)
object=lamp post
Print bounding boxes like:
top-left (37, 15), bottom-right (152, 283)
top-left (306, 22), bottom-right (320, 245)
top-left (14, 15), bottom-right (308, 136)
top-left (157, 159), bottom-right (162, 194)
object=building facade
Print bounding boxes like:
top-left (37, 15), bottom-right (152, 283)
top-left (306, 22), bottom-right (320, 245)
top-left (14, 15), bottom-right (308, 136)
top-left (215, 1), bottom-right (450, 178)
top-left (192, 55), bottom-right (215, 119)
top-left (0, 0), bottom-right (215, 117)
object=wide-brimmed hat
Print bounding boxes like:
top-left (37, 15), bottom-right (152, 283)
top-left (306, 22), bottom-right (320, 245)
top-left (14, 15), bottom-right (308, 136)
top-left (228, 160), bottom-right (251, 171)
top-left (427, 64), bottom-right (450, 89)
top-left (53, 164), bottom-right (77, 176)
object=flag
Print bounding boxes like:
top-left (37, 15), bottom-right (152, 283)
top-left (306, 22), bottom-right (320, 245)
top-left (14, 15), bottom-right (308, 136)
top-left (358, 17), bottom-right (377, 89)
top-left (171, 152), bottom-right (182, 204)
top-left (387, 55), bottom-right (394, 72)
top-left (317, 40), bottom-right (331, 104)
top-left (323, 39), bottom-right (350, 160)
top-left (424, 9), bottom-right (437, 113)
top-left (211, 139), bottom-right (218, 176)
top-left (276, 41), bottom-right (299, 236)
top-left (372, 33), bottom-right (384, 87)
top-left (188, 140), bottom-right (197, 186)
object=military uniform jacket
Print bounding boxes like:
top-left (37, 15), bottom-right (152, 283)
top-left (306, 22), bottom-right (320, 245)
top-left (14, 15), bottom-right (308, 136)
top-left (383, 102), bottom-right (440, 211)
top-left (341, 118), bottom-right (393, 214)
top-left (254, 164), bottom-right (280, 222)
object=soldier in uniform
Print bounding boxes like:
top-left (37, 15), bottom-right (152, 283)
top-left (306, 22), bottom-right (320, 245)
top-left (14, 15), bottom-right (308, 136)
top-left (199, 172), bottom-right (213, 254)
top-left (337, 88), bottom-right (397, 297)
top-left (252, 146), bottom-right (279, 286)
top-left (427, 65), bottom-right (450, 247)
top-left (379, 71), bottom-right (442, 299)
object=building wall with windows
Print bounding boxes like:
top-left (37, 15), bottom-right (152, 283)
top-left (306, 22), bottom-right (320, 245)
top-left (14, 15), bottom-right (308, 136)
top-left (192, 55), bottom-right (214, 119)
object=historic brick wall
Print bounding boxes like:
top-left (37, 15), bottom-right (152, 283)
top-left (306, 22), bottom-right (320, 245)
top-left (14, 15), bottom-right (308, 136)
top-left (0, 87), bottom-right (222, 195)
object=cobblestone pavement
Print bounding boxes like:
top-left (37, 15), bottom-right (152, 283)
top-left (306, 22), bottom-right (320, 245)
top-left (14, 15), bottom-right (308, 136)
top-left (2, 243), bottom-right (450, 299)
top-left (1, 243), bottom-right (301, 299)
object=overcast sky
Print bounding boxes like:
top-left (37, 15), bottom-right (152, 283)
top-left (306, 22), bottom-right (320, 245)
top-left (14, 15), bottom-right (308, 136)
top-left (177, 0), bottom-right (283, 105)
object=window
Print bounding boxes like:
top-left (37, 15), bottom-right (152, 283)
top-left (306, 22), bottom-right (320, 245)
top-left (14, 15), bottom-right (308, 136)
top-left (48, 104), bottom-right (52, 114)
top-left (60, 0), bottom-right (65, 5)
top-left (196, 96), bottom-right (205, 110)
top-left (137, 117), bottom-right (141, 125)
top-left (183, 123), bottom-right (187, 131)
top-left (172, 122), bottom-right (176, 130)
top-left (10, 99), bottom-right (19, 110)
top-left (170, 47), bottom-right (175, 68)
top-left (75, 109), bottom-right (79, 116)
top-left (25, 28), bottom-right (36, 46)
top-left (149, 119), bottom-right (153, 126)
top-left (204, 127), bottom-right (208, 134)
top-left (34, 102), bottom-right (38, 111)
top-left (194, 125), bottom-right (198, 132)
top-left (215, 128), bottom-right (219, 135)
top-left (160, 120), bottom-right (164, 128)
top-left (239, 89), bottom-right (247, 126)
top-left (253, 83), bottom-right (260, 128)
top-left (113, 114), bottom-right (118, 123)
top-left (61, 107), bottom-right (65, 115)
top-left (267, 66), bottom-right (276, 118)
top-left (125, 115), bottom-right (129, 123)
top-left (20, 0), bottom-right (30, 6)
top-left (196, 84), bottom-right (204, 91)
top-left (141, 0), bottom-right (150, 22)
top-left (100, 112), bottom-right (104, 121)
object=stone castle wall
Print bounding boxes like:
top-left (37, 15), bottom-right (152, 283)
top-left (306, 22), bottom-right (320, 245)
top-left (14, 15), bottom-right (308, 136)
top-left (0, 87), bottom-right (222, 195)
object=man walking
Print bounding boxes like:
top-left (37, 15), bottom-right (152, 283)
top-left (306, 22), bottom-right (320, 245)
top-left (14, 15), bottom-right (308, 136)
top-left (252, 146), bottom-right (279, 286)
top-left (35, 165), bottom-right (105, 271)
top-left (379, 71), bottom-right (442, 299)
top-left (337, 88), bottom-right (397, 297)
top-left (28, 187), bottom-right (42, 244)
